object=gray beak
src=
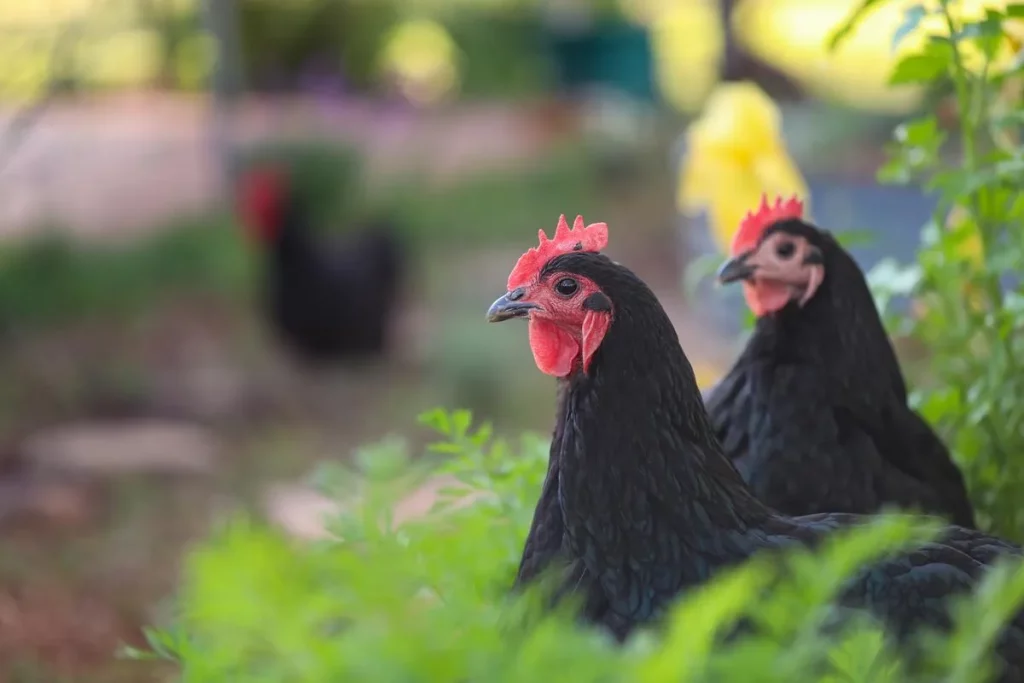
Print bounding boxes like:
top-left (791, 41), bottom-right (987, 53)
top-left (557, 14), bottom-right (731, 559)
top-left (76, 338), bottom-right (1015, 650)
top-left (487, 288), bottom-right (539, 322)
top-left (716, 253), bottom-right (756, 284)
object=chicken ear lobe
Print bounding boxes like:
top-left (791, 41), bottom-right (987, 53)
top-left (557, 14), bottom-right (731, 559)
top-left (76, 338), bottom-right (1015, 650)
top-left (581, 310), bottom-right (611, 375)
top-left (799, 264), bottom-right (824, 307)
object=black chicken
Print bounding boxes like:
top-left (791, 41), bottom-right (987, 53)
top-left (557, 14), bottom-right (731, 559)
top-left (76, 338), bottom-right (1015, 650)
top-left (488, 215), bottom-right (1022, 676)
top-left (236, 166), bottom-right (404, 364)
top-left (704, 195), bottom-right (975, 527)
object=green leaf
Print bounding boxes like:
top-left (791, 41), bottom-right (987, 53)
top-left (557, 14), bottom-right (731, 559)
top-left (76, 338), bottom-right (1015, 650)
top-left (958, 12), bottom-right (1006, 61)
top-left (451, 409), bottom-right (473, 437)
top-left (834, 229), bottom-right (877, 248)
top-left (889, 53), bottom-right (946, 85)
top-left (895, 115), bottom-right (944, 147)
top-left (418, 407), bottom-right (452, 435)
top-left (682, 252), bottom-right (725, 299)
top-left (1007, 3), bottom-right (1024, 17)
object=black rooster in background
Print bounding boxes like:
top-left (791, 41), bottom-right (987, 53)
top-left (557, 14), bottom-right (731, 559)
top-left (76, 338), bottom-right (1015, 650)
top-left (488, 216), bottom-right (1022, 679)
top-left (705, 196), bottom-right (975, 528)
top-left (236, 166), bottom-right (404, 364)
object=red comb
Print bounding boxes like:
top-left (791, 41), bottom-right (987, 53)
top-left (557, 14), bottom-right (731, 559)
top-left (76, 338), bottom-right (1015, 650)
top-left (237, 166), bottom-right (287, 242)
top-left (731, 194), bottom-right (805, 256)
top-left (507, 214), bottom-right (608, 290)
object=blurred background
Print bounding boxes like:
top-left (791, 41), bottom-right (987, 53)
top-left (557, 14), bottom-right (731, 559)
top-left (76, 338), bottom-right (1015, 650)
top-left (0, 0), bottom-right (944, 678)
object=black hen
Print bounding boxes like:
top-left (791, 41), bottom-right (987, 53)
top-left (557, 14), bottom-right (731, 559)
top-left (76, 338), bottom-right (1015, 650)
top-left (236, 167), bottom-right (404, 364)
top-left (488, 216), bottom-right (1022, 677)
top-left (704, 197), bottom-right (974, 527)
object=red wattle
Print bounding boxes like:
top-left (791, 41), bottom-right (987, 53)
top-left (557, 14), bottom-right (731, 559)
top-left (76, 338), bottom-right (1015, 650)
top-left (528, 318), bottom-right (579, 378)
top-left (743, 281), bottom-right (792, 317)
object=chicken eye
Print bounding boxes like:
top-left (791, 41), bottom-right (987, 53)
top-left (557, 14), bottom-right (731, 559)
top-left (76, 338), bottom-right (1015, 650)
top-left (775, 241), bottom-right (796, 259)
top-left (554, 278), bottom-right (579, 297)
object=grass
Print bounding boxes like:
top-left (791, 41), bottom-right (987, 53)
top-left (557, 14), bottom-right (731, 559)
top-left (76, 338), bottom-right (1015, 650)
top-left (0, 215), bottom-right (255, 332)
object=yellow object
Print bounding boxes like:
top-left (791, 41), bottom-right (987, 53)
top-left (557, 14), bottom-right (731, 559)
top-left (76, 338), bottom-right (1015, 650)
top-left (649, 0), bottom-right (724, 113)
top-left (732, 0), bottom-right (1024, 113)
top-left (692, 360), bottom-right (725, 390)
top-left (0, 37), bottom-right (53, 102)
top-left (678, 82), bottom-right (810, 255)
top-left (75, 29), bottom-right (161, 88)
top-left (945, 205), bottom-right (985, 267)
top-left (732, 0), bottom-right (922, 113)
top-left (378, 19), bottom-right (460, 107)
top-left (174, 33), bottom-right (214, 90)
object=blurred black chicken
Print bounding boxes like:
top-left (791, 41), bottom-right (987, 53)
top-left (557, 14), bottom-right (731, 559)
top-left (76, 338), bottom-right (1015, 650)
top-left (705, 195), bottom-right (975, 528)
top-left (236, 166), bottom-right (404, 364)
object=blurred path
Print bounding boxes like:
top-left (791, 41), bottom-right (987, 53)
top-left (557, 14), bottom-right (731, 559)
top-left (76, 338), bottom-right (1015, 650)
top-left (0, 94), bottom-right (558, 241)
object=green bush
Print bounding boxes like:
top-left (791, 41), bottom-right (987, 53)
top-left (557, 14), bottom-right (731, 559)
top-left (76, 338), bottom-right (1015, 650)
top-left (833, 1), bottom-right (1024, 539)
top-left (238, 0), bottom-right (399, 92)
top-left (132, 409), bottom-right (1024, 682)
top-left (0, 215), bottom-right (253, 331)
top-left (237, 141), bottom-right (366, 232)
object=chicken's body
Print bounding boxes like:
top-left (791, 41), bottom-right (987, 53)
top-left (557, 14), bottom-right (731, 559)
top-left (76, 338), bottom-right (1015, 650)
top-left (706, 218), bottom-right (975, 527)
top-left (238, 169), bottom-right (404, 365)
top-left (513, 383), bottom-right (568, 587)
top-left (488, 223), bottom-right (1021, 678)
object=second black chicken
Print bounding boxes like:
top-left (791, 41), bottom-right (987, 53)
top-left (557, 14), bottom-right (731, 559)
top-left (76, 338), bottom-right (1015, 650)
top-left (236, 166), bottom-right (404, 364)
top-left (705, 195), bottom-right (975, 527)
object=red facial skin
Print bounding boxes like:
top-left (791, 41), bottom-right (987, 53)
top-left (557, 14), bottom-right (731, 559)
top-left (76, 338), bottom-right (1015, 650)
top-left (737, 232), bottom-right (824, 317)
top-left (516, 271), bottom-right (612, 378)
top-left (237, 169), bottom-right (285, 244)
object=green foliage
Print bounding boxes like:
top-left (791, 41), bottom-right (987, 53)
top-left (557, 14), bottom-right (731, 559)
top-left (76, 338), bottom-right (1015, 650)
top-left (237, 141), bottom-right (366, 232)
top-left (135, 409), bottom-right (1024, 682)
top-left (834, 0), bottom-right (1024, 539)
top-left (0, 215), bottom-right (253, 331)
top-left (237, 0), bottom-right (552, 97)
top-left (382, 146), bottom-right (600, 248)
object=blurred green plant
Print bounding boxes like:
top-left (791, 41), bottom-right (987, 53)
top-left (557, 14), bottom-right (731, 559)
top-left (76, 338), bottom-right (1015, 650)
top-left (381, 146), bottom-right (600, 248)
top-left (833, 0), bottom-right (1024, 540)
top-left (237, 140), bottom-right (366, 231)
top-left (0, 215), bottom-right (253, 332)
top-left (130, 408), bottom-right (1024, 682)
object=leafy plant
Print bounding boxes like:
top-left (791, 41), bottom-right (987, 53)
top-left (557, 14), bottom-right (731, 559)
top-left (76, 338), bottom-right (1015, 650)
top-left (833, 0), bottom-right (1024, 539)
top-left (134, 409), bottom-right (1024, 682)
top-left (0, 214), bottom-right (253, 331)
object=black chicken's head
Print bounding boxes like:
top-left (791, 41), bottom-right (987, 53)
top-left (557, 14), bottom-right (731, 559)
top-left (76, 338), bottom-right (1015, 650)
top-left (716, 195), bottom-right (827, 318)
top-left (487, 215), bottom-right (616, 378)
top-left (236, 165), bottom-right (289, 244)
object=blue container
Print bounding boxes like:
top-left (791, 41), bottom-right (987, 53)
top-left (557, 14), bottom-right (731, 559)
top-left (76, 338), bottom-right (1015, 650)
top-left (547, 23), bottom-right (656, 102)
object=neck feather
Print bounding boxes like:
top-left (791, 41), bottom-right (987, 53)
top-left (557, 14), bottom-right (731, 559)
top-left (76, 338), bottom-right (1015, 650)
top-left (555, 264), bottom-right (772, 588)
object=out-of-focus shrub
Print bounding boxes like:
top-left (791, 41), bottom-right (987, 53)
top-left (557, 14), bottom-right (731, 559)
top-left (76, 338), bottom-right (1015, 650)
top-left (134, 409), bottom-right (1024, 683)
top-left (835, 1), bottom-right (1024, 540)
top-left (236, 141), bottom-right (365, 232)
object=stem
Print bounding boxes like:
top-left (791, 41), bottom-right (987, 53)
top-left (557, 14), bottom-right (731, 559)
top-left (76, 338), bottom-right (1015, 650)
top-left (940, 3), bottom-right (1014, 371)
